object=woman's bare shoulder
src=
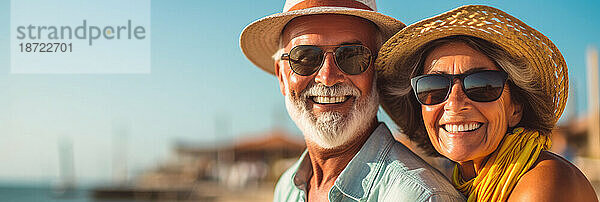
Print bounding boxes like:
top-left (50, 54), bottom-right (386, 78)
top-left (508, 151), bottom-right (598, 202)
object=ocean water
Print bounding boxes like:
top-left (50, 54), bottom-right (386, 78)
top-left (0, 185), bottom-right (136, 202)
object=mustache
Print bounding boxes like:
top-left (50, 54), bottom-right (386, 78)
top-left (301, 83), bottom-right (361, 98)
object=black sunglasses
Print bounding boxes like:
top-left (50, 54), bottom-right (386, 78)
top-left (280, 44), bottom-right (374, 76)
top-left (410, 70), bottom-right (509, 105)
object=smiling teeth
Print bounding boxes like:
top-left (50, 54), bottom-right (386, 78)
top-left (444, 123), bottom-right (482, 133)
top-left (312, 96), bottom-right (348, 104)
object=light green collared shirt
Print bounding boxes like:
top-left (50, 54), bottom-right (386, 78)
top-left (273, 123), bottom-right (465, 202)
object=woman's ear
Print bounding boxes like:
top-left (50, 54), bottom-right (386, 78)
top-left (508, 101), bottom-right (523, 127)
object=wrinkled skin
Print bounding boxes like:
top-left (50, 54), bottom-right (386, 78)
top-left (420, 42), bottom-right (598, 201)
top-left (274, 14), bottom-right (380, 202)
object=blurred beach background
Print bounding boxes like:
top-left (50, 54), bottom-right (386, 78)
top-left (0, 0), bottom-right (599, 201)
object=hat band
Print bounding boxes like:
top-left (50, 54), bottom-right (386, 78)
top-left (287, 0), bottom-right (373, 12)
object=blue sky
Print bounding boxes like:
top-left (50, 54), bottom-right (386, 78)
top-left (0, 0), bottom-right (598, 185)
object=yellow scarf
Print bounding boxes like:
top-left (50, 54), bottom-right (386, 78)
top-left (451, 127), bottom-right (551, 202)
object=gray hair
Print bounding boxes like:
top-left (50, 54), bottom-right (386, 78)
top-left (381, 35), bottom-right (555, 156)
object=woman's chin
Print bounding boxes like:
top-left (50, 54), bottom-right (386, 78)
top-left (435, 126), bottom-right (486, 162)
top-left (441, 151), bottom-right (476, 163)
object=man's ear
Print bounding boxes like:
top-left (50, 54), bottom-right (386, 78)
top-left (508, 102), bottom-right (523, 127)
top-left (274, 61), bottom-right (286, 96)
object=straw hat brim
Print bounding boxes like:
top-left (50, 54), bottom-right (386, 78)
top-left (240, 7), bottom-right (405, 75)
top-left (377, 5), bottom-right (568, 125)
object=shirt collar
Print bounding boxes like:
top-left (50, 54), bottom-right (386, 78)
top-left (290, 123), bottom-right (395, 200)
top-left (293, 150), bottom-right (311, 190)
top-left (332, 122), bottom-right (394, 200)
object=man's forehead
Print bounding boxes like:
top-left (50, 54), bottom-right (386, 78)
top-left (281, 14), bottom-right (378, 46)
top-left (288, 34), bottom-right (364, 46)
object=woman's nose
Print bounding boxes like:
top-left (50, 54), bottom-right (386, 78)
top-left (444, 79), bottom-right (471, 112)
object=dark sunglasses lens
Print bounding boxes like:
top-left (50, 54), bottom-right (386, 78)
top-left (415, 75), bottom-right (451, 105)
top-left (463, 71), bottom-right (507, 102)
top-left (289, 46), bottom-right (323, 76)
top-left (335, 46), bottom-right (371, 75)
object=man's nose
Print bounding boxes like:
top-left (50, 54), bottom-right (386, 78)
top-left (444, 80), bottom-right (471, 112)
top-left (314, 53), bottom-right (345, 86)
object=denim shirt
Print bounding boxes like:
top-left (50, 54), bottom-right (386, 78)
top-left (273, 123), bottom-right (465, 202)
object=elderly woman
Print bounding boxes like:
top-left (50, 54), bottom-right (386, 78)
top-left (377, 5), bottom-right (598, 202)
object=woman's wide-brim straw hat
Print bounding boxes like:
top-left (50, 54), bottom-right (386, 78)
top-left (377, 5), bottom-right (568, 124)
top-left (240, 0), bottom-right (405, 75)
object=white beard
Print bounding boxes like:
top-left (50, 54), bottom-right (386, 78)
top-left (284, 82), bottom-right (379, 149)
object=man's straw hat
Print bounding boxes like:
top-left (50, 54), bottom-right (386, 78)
top-left (377, 5), bottom-right (568, 123)
top-left (240, 0), bottom-right (405, 75)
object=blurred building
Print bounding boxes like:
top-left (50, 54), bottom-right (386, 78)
top-left (555, 115), bottom-right (600, 183)
top-left (135, 128), bottom-right (305, 189)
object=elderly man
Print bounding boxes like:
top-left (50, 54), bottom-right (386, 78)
top-left (240, 0), bottom-right (464, 201)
